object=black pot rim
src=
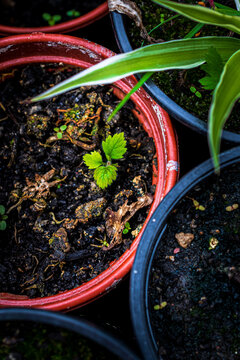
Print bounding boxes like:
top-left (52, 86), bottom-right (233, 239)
top-left (0, 308), bottom-right (140, 360)
top-left (130, 146), bottom-right (240, 360)
top-left (110, 11), bottom-right (240, 144)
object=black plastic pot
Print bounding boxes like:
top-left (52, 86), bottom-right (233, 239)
top-left (130, 146), bottom-right (240, 360)
top-left (110, 11), bottom-right (240, 144)
top-left (0, 308), bottom-right (140, 360)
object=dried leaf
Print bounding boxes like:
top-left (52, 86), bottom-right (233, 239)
top-left (108, 0), bottom-right (163, 43)
top-left (175, 232), bottom-right (194, 248)
top-left (104, 193), bottom-right (153, 250)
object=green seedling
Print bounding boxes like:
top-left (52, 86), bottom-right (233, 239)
top-left (54, 125), bottom-right (67, 139)
top-left (0, 205), bottom-right (8, 230)
top-left (83, 132), bottom-right (127, 189)
top-left (190, 86), bottom-right (202, 98)
top-left (66, 9), bottom-right (80, 17)
top-left (42, 13), bottom-right (62, 26)
top-left (123, 222), bottom-right (131, 235)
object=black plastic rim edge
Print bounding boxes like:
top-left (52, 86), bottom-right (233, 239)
top-left (130, 146), bottom-right (240, 360)
top-left (110, 11), bottom-right (240, 144)
top-left (0, 308), bottom-right (140, 360)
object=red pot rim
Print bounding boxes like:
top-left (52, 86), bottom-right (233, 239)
top-left (0, 33), bottom-right (179, 310)
top-left (0, 2), bottom-right (108, 35)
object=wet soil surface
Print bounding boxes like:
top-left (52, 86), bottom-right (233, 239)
top-left (149, 162), bottom-right (240, 359)
top-left (127, 0), bottom-right (240, 132)
top-left (0, 321), bottom-right (117, 359)
top-left (0, 0), bottom-right (104, 27)
top-left (0, 64), bottom-right (155, 298)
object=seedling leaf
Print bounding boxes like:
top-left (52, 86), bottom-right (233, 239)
top-left (94, 165), bottom-right (117, 189)
top-left (83, 151), bottom-right (103, 169)
top-left (0, 221), bottom-right (6, 231)
top-left (102, 133), bottom-right (127, 160)
top-left (0, 205), bottom-right (5, 215)
top-left (42, 13), bottom-right (51, 21)
top-left (57, 132), bottom-right (63, 139)
top-left (199, 47), bottom-right (224, 90)
top-left (60, 125), bottom-right (67, 131)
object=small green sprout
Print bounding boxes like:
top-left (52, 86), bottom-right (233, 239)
top-left (0, 205), bottom-right (8, 231)
top-left (160, 13), bottom-right (165, 23)
top-left (54, 125), bottom-right (67, 139)
top-left (123, 222), bottom-right (131, 235)
top-left (154, 301), bottom-right (167, 310)
top-left (83, 132), bottom-right (127, 189)
top-left (192, 198), bottom-right (205, 211)
top-left (66, 9), bottom-right (80, 17)
top-left (190, 86), bottom-right (202, 98)
top-left (42, 13), bottom-right (62, 26)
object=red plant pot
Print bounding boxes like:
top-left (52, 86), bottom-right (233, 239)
top-left (0, 2), bottom-right (108, 35)
top-left (0, 33), bottom-right (179, 311)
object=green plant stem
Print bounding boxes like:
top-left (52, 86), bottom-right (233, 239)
top-left (141, 14), bottom-right (180, 46)
top-left (107, 72), bottom-right (153, 122)
top-left (184, 23), bottom-right (204, 39)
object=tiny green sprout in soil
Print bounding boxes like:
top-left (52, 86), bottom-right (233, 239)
top-left (0, 205), bottom-right (8, 231)
top-left (42, 13), bottom-right (62, 26)
top-left (123, 221), bottom-right (131, 234)
top-left (54, 124), bottom-right (67, 139)
top-left (66, 9), bottom-right (80, 17)
top-left (83, 133), bottom-right (127, 189)
top-left (129, 0), bottom-right (240, 132)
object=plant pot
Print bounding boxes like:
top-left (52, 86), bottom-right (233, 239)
top-left (0, 308), bottom-right (140, 359)
top-left (0, 1), bottom-right (108, 35)
top-left (130, 146), bottom-right (240, 359)
top-left (110, 9), bottom-right (240, 144)
top-left (0, 33), bottom-right (179, 310)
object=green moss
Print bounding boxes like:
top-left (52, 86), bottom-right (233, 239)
top-left (0, 322), bottom-right (114, 360)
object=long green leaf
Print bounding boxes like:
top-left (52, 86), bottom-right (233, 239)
top-left (153, 0), bottom-right (240, 34)
top-left (32, 37), bottom-right (240, 101)
top-left (209, 49), bottom-right (240, 170)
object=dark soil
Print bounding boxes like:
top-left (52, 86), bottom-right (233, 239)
top-left (0, 0), bottom-right (104, 27)
top-left (0, 63), bottom-right (155, 298)
top-left (0, 321), bottom-right (118, 359)
top-left (128, 0), bottom-right (240, 133)
top-left (148, 162), bottom-right (240, 359)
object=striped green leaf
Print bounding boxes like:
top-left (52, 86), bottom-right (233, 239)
top-left (32, 37), bottom-right (240, 101)
top-left (153, 0), bottom-right (240, 34)
top-left (209, 49), bottom-right (240, 170)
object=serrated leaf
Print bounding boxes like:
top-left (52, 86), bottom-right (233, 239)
top-left (83, 151), bottom-right (103, 169)
top-left (0, 205), bottom-right (5, 215)
top-left (94, 165), bottom-right (117, 189)
top-left (209, 49), bottom-right (240, 170)
top-left (199, 47), bottom-right (224, 90)
top-left (102, 133), bottom-right (127, 160)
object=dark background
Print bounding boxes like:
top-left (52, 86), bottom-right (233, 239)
top-left (62, 10), bottom-right (228, 357)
